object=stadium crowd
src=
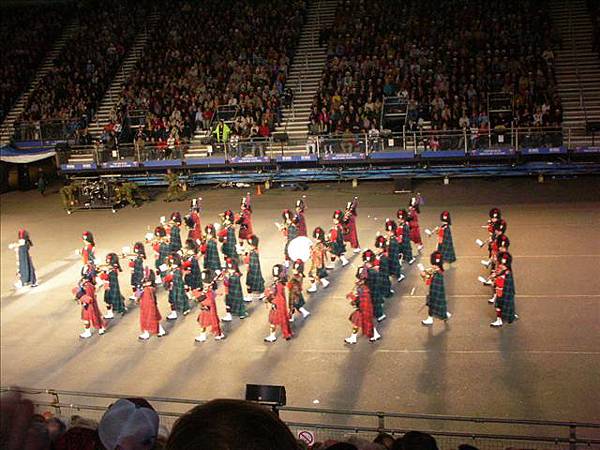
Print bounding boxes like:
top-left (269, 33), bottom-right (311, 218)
top-left (0, 5), bottom-right (67, 122)
top-left (311, 0), bottom-right (561, 136)
top-left (14, 0), bottom-right (150, 141)
top-left (111, 0), bottom-right (306, 151)
top-left (1, 391), bottom-right (484, 450)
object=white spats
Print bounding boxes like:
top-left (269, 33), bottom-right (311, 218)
top-left (344, 333), bottom-right (358, 344)
top-left (80, 329), bottom-right (92, 339)
top-left (320, 278), bottom-right (330, 288)
top-left (166, 311), bottom-right (178, 320)
top-left (421, 316), bottom-right (434, 326)
top-left (264, 332), bottom-right (277, 342)
top-left (369, 328), bottom-right (381, 342)
top-left (221, 312), bottom-right (232, 322)
top-left (138, 331), bottom-right (150, 340)
top-left (103, 310), bottom-right (114, 319)
top-left (490, 318), bottom-right (503, 327)
top-left (340, 255), bottom-right (349, 266)
top-left (195, 333), bottom-right (207, 342)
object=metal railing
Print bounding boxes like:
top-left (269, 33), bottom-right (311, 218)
top-left (1, 387), bottom-right (598, 449)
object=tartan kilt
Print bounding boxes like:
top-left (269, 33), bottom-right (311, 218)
top-left (198, 307), bottom-right (221, 331)
top-left (221, 228), bottom-right (237, 259)
top-left (156, 243), bottom-right (169, 272)
top-left (226, 274), bottom-right (246, 316)
top-left (400, 225), bottom-right (413, 261)
top-left (331, 233), bottom-right (346, 256)
top-left (495, 272), bottom-right (517, 322)
top-left (184, 258), bottom-right (201, 290)
top-left (168, 272), bottom-right (190, 312)
top-left (388, 240), bottom-right (402, 277)
top-left (104, 272), bottom-right (125, 313)
top-left (131, 258), bottom-right (144, 288)
top-left (427, 272), bottom-right (447, 319)
top-left (377, 255), bottom-right (392, 298)
top-left (246, 252), bottom-right (265, 293)
top-left (437, 228), bottom-right (456, 263)
top-left (170, 227), bottom-right (182, 253)
top-left (204, 240), bottom-right (222, 271)
top-left (81, 298), bottom-right (106, 330)
top-left (367, 268), bottom-right (384, 316)
top-left (292, 292), bottom-right (305, 309)
top-left (317, 267), bottom-right (328, 279)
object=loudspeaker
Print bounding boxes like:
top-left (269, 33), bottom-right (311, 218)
top-left (393, 177), bottom-right (412, 193)
top-left (272, 132), bottom-right (289, 143)
top-left (245, 384), bottom-right (286, 406)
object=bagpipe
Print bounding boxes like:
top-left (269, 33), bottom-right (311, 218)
top-left (342, 197), bottom-right (359, 233)
top-left (423, 226), bottom-right (439, 238)
top-left (416, 263), bottom-right (436, 281)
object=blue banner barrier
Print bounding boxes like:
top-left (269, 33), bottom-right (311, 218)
top-left (101, 161), bottom-right (139, 169)
top-left (61, 163), bottom-right (97, 171)
top-left (15, 140), bottom-right (66, 150)
top-left (229, 156), bottom-right (272, 164)
top-left (142, 159), bottom-right (183, 168)
top-left (574, 146), bottom-right (600, 153)
top-left (421, 150), bottom-right (465, 159)
top-left (470, 148), bottom-right (514, 157)
top-left (321, 153), bottom-right (366, 161)
top-left (275, 154), bottom-right (318, 163)
top-left (185, 157), bottom-right (227, 166)
top-left (369, 151), bottom-right (415, 160)
top-left (521, 146), bottom-right (567, 155)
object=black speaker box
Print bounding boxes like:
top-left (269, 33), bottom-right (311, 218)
top-left (245, 384), bottom-right (287, 406)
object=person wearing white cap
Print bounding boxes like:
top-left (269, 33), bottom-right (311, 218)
top-left (98, 398), bottom-right (159, 450)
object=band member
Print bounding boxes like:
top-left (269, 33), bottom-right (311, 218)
top-left (78, 262), bottom-right (98, 297)
top-left (163, 254), bottom-right (191, 320)
top-left (128, 242), bottom-right (146, 301)
top-left (307, 227), bottom-right (330, 292)
top-left (185, 197), bottom-right (203, 243)
top-left (363, 249), bottom-right (385, 322)
top-left (222, 257), bottom-right (247, 321)
top-left (152, 226), bottom-right (170, 282)
top-left (81, 231), bottom-right (95, 266)
top-left (490, 252), bottom-right (518, 327)
top-left (138, 268), bottom-right (166, 340)
top-left (278, 209), bottom-right (298, 266)
top-left (77, 274), bottom-right (106, 338)
top-left (408, 195), bottom-right (424, 252)
top-left (168, 212), bottom-right (183, 253)
top-left (345, 266), bottom-right (381, 343)
top-left (288, 259), bottom-right (311, 321)
top-left (342, 197), bottom-right (361, 253)
top-left (100, 253), bottom-right (126, 319)
top-left (193, 270), bottom-right (225, 342)
top-left (264, 264), bottom-right (293, 342)
top-left (236, 193), bottom-right (253, 241)
top-left (437, 211), bottom-right (456, 264)
top-left (375, 235), bottom-right (393, 297)
top-left (330, 210), bottom-right (350, 266)
top-left (8, 229), bottom-right (37, 288)
top-left (244, 235), bottom-right (265, 302)
top-left (385, 219), bottom-right (405, 282)
top-left (482, 219), bottom-right (508, 268)
top-left (183, 239), bottom-right (202, 291)
top-left (201, 224), bottom-right (222, 274)
top-left (420, 251), bottom-right (452, 325)
top-left (295, 198), bottom-right (307, 236)
top-left (218, 209), bottom-right (238, 264)
top-left (396, 209), bottom-right (415, 264)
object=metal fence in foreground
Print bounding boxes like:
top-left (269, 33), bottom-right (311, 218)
top-left (1, 387), bottom-right (598, 449)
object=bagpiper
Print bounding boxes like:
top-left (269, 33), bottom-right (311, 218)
top-left (127, 242), bottom-right (146, 301)
top-left (396, 209), bottom-right (415, 265)
top-left (138, 268), bottom-right (166, 340)
top-left (307, 227), bottom-right (330, 292)
top-left (168, 212), bottom-right (183, 253)
top-left (342, 197), bottom-right (361, 253)
top-left (244, 235), bottom-right (265, 302)
top-left (236, 193), bottom-right (254, 241)
top-left (363, 249), bottom-right (386, 322)
top-left (419, 251), bottom-right (452, 325)
top-left (490, 251), bottom-right (518, 327)
top-left (436, 211), bottom-right (456, 264)
top-left (264, 264), bottom-right (293, 342)
top-left (482, 219), bottom-right (507, 269)
top-left (81, 231), bottom-right (96, 266)
top-left (385, 219), bottom-right (405, 282)
top-left (8, 229), bottom-right (37, 288)
top-left (375, 235), bottom-right (393, 297)
top-left (151, 225), bottom-right (170, 282)
top-left (408, 195), bottom-right (424, 252)
top-left (288, 259), bottom-right (311, 321)
top-left (201, 224), bottom-right (222, 274)
top-left (100, 253), bottom-right (126, 319)
top-left (182, 239), bottom-right (202, 291)
top-left (218, 209), bottom-right (239, 264)
top-left (278, 209), bottom-right (298, 267)
top-left (295, 198), bottom-right (308, 237)
top-left (76, 273), bottom-right (106, 339)
top-left (193, 269), bottom-right (225, 342)
top-left (184, 197), bottom-right (203, 244)
top-left (344, 266), bottom-right (381, 343)
top-left (330, 210), bottom-right (350, 267)
top-left (163, 254), bottom-right (191, 320)
top-left (222, 257), bottom-right (247, 321)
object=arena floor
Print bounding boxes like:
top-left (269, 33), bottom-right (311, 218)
top-left (1, 177), bottom-right (599, 428)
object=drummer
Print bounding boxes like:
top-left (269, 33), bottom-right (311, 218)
top-left (276, 209), bottom-right (298, 268)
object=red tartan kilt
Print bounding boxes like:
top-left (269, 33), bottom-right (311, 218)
top-left (188, 228), bottom-right (202, 242)
top-left (140, 303), bottom-right (161, 334)
top-left (269, 307), bottom-right (288, 327)
top-left (239, 228), bottom-right (252, 240)
top-left (350, 309), bottom-right (363, 327)
top-left (409, 224), bottom-right (422, 244)
top-left (81, 301), bottom-right (105, 330)
top-left (198, 309), bottom-right (219, 329)
top-left (343, 223), bottom-right (359, 248)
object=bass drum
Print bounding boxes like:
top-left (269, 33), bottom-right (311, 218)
top-left (287, 236), bottom-right (313, 263)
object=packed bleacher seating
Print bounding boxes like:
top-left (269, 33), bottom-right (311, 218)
top-left (114, 0), bottom-right (306, 150)
top-left (311, 0), bottom-right (561, 137)
top-left (0, 5), bottom-right (68, 122)
top-left (15, 0), bottom-right (150, 140)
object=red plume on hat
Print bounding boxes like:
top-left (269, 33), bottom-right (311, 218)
top-left (430, 251), bottom-right (443, 267)
top-left (293, 259), bottom-right (304, 273)
top-left (170, 212), bottom-right (182, 224)
top-left (154, 226), bottom-right (166, 237)
top-left (313, 226), bottom-right (325, 240)
top-left (385, 219), bottom-right (396, 232)
top-left (375, 235), bottom-right (387, 249)
top-left (362, 249), bottom-right (375, 262)
top-left (282, 209), bottom-right (292, 221)
top-left (498, 251), bottom-right (512, 268)
top-left (440, 211), bottom-right (451, 225)
top-left (489, 207), bottom-right (501, 219)
top-left (496, 234), bottom-right (510, 249)
top-left (18, 229), bottom-right (27, 239)
top-left (82, 231), bottom-right (95, 245)
top-left (225, 257), bottom-right (238, 271)
top-left (333, 209), bottom-right (343, 220)
top-left (396, 209), bottom-right (408, 220)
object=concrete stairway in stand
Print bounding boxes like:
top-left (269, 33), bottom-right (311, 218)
top-left (0, 19), bottom-right (79, 145)
top-left (551, 0), bottom-right (600, 147)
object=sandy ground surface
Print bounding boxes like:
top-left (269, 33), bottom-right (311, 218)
top-left (1, 177), bottom-right (599, 430)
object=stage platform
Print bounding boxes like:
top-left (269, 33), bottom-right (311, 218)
top-left (1, 176), bottom-right (599, 428)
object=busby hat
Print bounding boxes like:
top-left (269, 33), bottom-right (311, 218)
top-left (385, 218), bottom-right (397, 232)
top-left (225, 257), bottom-right (238, 271)
top-left (355, 265), bottom-right (368, 280)
top-left (430, 250), bottom-right (443, 267)
top-left (293, 259), bottom-right (304, 274)
top-left (498, 251), bottom-right (512, 268)
top-left (494, 219), bottom-right (507, 234)
top-left (295, 198), bottom-right (305, 211)
top-left (489, 207), bottom-right (501, 219)
top-left (375, 235), bottom-right (387, 249)
top-left (82, 231), bottom-right (95, 245)
top-left (396, 209), bottom-right (408, 221)
top-left (440, 211), bottom-right (451, 225)
top-left (170, 212), bottom-right (182, 225)
top-left (272, 264), bottom-right (286, 280)
top-left (333, 209), bottom-right (344, 221)
top-left (362, 249), bottom-right (375, 262)
top-left (154, 226), bottom-right (166, 238)
top-left (313, 226), bottom-right (325, 241)
top-left (496, 234), bottom-right (510, 249)
top-left (133, 242), bottom-right (146, 258)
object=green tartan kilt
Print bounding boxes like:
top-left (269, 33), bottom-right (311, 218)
top-left (184, 258), bottom-right (201, 290)
top-left (388, 242), bottom-right (402, 277)
top-left (246, 253), bottom-right (265, 293)
top-left (292, 293), bottom-right (305, 309)
top-left (495, 273), bottom-right (517, 322)
top-left (317, 267), bottom-right (328, 279)
top-left (131, 258), bottom-right (144, 288)
top-left (437, 227), bottom-right (456, 263)
top-left (367, 269), bottom-right (384, 317)
top-left (222, 228), bottom-right (237, 260)
top-left (170, 227), bottom-right (182, 253)
top-left (204, 241), bottom-right (222, 271)
top-left (377, 256), bottom-right (392, 298)
top-left (400, 226), bottom-right (413, 260)
top-left (104, 274), bottom-right (125, 314)
top-left (427, 272), bottom-right (447, 319)
top-left (169, 274), bottom-right (190, 312)
top-left (226, 275), bottom-right (246, 316)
